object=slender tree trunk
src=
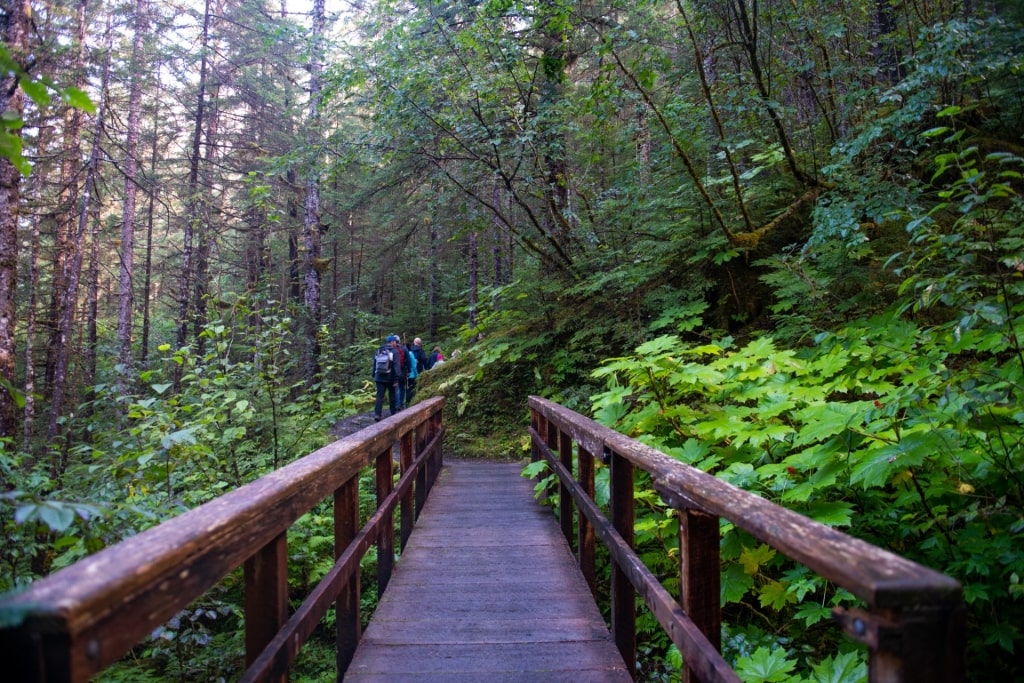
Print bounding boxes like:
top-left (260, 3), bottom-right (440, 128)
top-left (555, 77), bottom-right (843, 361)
top-left (873, 0), bottom-right (903, 85)
top-left (80, 203), bottom-right (100, 431)
top-left (194, 0), bottom-right (224, 355)
top-left (117, 0), bottom-right (148, 396)
top-left (45, 0), bottom-right (89, 394)
top-left (468, 230), bottom-right (478, 332)
top-left (302, 0), bottom-right (326, 386)
top-left (140, 73), bottom-right (161, 366)
top-left (177, 0), bottom-right (213, 354)
top-left (347, 213), bottom-right (361, 344)
top-left (428, 218), bottom-right (439, 338)
top-left (537, 5), bottom-right (574, 261)
top-left (492, 181), bottom-right (504, 286)
top-left (678, 0), bottom-right (754, 232)
top-left (0, 0), bottom-right (31, 439)
top-left (47, 15), bottom-right (113, 456)
top-left (22, 132), bottom-right (46, 448)
top-left (727, 0), bottom-right (811, 185)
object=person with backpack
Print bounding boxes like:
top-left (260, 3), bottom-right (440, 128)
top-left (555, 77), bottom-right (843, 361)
top-left (405, 338), bottom-right (427, 405)
top-left (372, 335), bottom-right (401, 421)
top-left (392, 335), bottom-right (410, 410)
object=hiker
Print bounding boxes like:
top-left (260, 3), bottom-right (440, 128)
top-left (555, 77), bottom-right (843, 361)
top-left (372, 335), bottom-right (402, 421)
top-left (406, 338), bottom-right (428, 405)
top-left (392, 334), bottom-right (410, 410)
top-left (430, 346), bottom-right (445, 367)
top-left (402, 340), bottom-right (418, 407)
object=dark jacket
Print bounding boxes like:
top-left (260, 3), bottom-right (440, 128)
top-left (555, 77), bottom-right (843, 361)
top-left (410, 344), bottom-right (428, 375)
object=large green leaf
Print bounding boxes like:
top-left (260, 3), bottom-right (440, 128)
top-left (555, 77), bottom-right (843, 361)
top-left (809, 650), bottom-right (866, 683)
top-left (735, 646), bottom-right (797, 682)
top-left (849, 429), bottom-right (941, 489)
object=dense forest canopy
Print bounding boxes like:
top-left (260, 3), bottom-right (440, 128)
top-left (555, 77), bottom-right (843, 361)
top-left (2, 0), bottom-right (1024, 680)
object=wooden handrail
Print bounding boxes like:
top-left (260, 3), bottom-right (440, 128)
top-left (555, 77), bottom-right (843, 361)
top-left (0, 396), bottom-right (445, 683)
top-left (528, 396), bottom-right (964, 683)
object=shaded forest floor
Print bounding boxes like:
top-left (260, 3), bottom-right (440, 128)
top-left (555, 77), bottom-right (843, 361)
top-left (330, 411), bottom-right (380, 439)
top-left (329, 409), bottom-right (524, 464)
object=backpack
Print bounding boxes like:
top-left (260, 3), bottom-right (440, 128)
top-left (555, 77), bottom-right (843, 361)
top-left (395, 346), bottom-right (408, 377)
top-left (407, 347), bottom-right (418, 379)
top-left (374, 347), bottom-right (393, 376)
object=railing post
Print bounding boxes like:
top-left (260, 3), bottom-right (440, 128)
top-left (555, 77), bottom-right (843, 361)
top-left (679, 508), bottom-right (721, 683)
top-left (610, 449), bottom-right (636, 678)
top-left (543, 415), bottom-right (559, 500)
top-left (559, 430), bottom-right (574, 548)
top-left (529, 408), bottom-right (542, 465)
top-left (335, 476), bottom-right (361, 674)
top-left (399, 431), bottom-right (415, 550)
top-left (376, 448), bottom-right (395, 594)
top-left (244, 532), bottom-right (288, 682)
top-left (834, 602), bottom-right (966, 683)
top-left (426, 409), bottom-right (443, 494)
top-left (577, 443), bottom-right (597, 597)
top-left (894, 603), bottom-right (966, 683)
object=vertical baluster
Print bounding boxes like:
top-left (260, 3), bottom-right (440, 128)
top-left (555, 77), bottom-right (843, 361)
top-left (610, 449), bottom-right (636, 677)
top-left (376, 448), bottom-right (395, 594)
top-left (679, 508), bottom-right (721, 683)
top-left (578, 442), bottom-right (597, 597)
top-left (244, 532), bottom-right (288, 682)
top-left (335, 476), bottom-right (361, 673)
top-left (559, 430), bottom-right (574, 548)
top-left (427, 409), bottom-right (443, 492)
top-left (399, 431), bottom-right (415, 550)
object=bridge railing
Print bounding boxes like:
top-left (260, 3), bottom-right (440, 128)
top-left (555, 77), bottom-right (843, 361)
top-left (0, 396), bottom-right (445, 683)
top-left (528, 396), bottom-right (964, 683)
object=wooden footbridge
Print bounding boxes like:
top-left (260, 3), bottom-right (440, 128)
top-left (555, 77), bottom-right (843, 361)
top-left (1, 396), bottom-right (965, 682)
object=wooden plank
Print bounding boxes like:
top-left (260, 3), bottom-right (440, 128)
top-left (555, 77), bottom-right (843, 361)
top-left (345, 460), bottom-right (631, 682)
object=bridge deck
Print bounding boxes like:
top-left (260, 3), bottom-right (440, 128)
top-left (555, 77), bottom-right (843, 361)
top-left (344, 459), bottom-right (632, 682)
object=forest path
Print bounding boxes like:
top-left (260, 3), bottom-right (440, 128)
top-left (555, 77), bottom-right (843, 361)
top-left (330, 411), bottom-right (380, 439)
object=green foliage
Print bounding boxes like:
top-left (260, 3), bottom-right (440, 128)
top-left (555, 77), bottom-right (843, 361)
top-left (592, 302), bottom-right (1024, 676)
top-left (1, 303), bottom-right (379, 679)
top-left (0, 42), bottom-right (95, 176)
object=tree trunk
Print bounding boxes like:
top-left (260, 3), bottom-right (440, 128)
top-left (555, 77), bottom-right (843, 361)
top-left (0, 0), bottom-right (31, 439)
top-left (537, 4), bottom-right (575, 268)
top-left (140, 72), bottom-right (161, 366)
top-left (302, 0), bottom-right (326, 386)
top-left (193, 0), bottom-right (224, 355)
top-left (80, 203), bottom-right (100, 431)
top-left (44, 0), bottom-right (88, 395)
top-left (428, 218), bottom-right (439, 339)
top-left (177, 0), bottom-right (213, 355)
top-left (47, 14), bottom-right (113, 455)
top-left (468, 229), bottom-right (478, 332)
top-left (117, 0), bottom-right (148, 396)
top-left (22, 130), bottom-right (46, 448)
top-left (348, 213), bottom-right (362, 344)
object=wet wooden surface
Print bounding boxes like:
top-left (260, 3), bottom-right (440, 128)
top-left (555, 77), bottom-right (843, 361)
top-left (344, 460), bottom-right (632, 682)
